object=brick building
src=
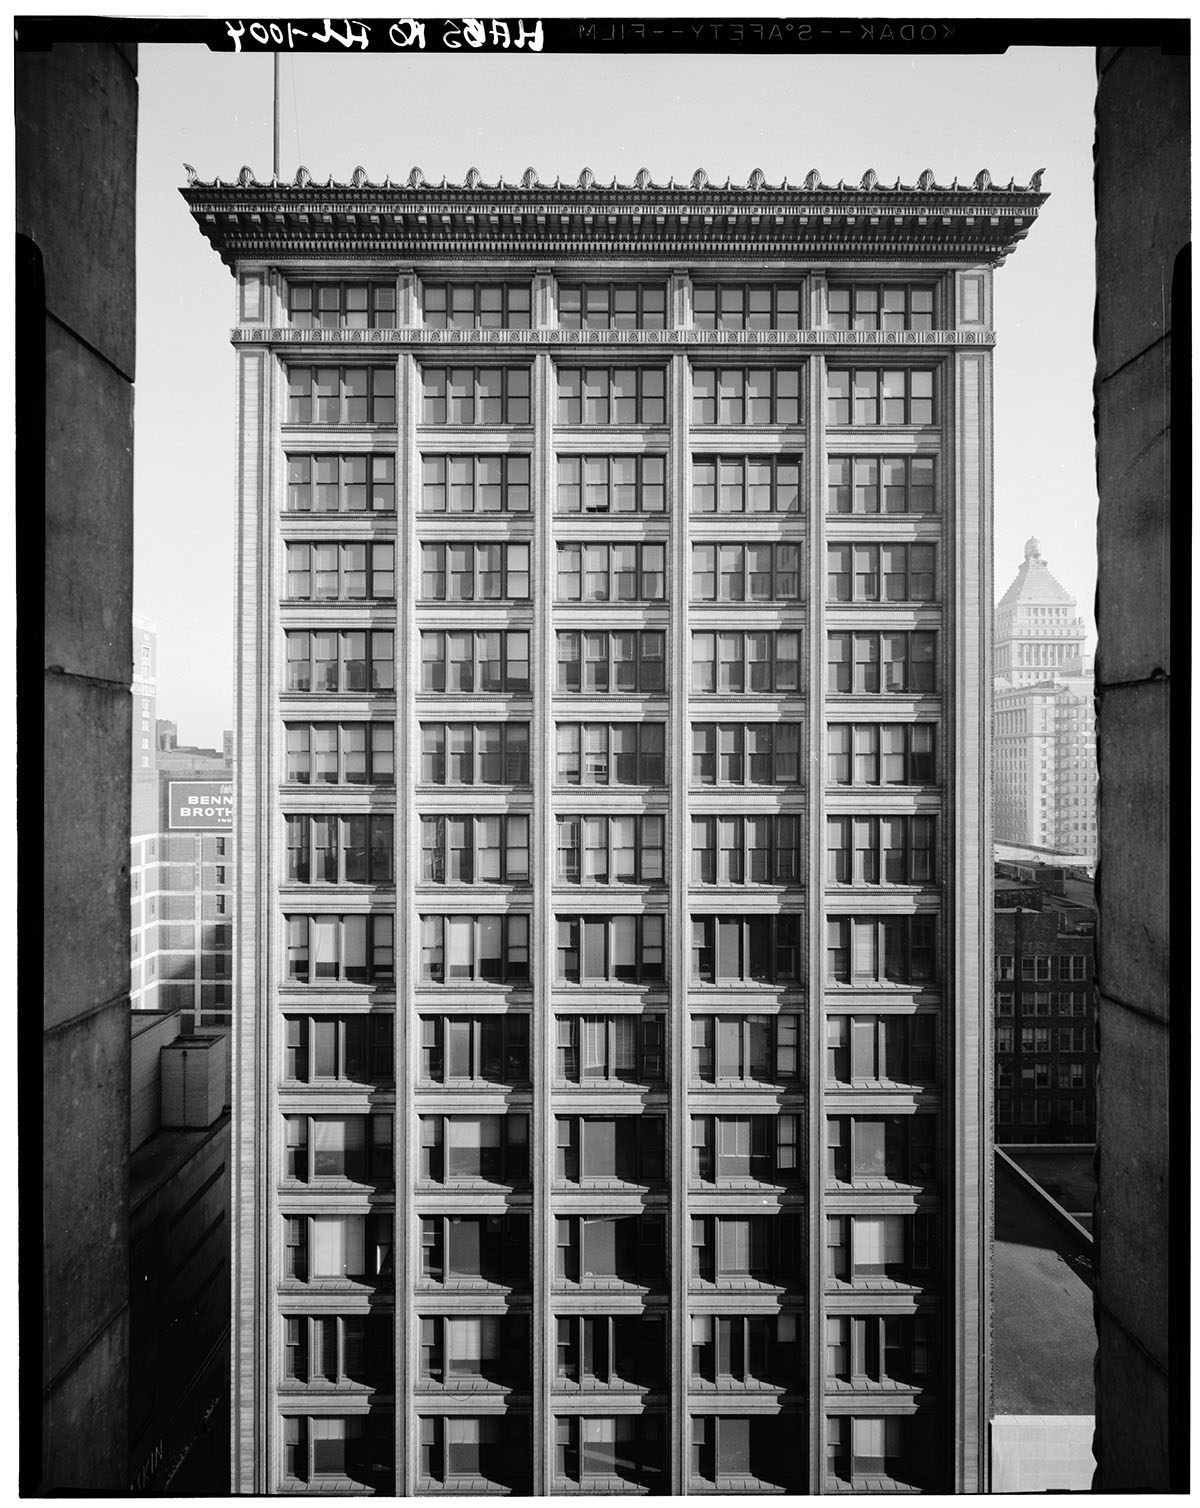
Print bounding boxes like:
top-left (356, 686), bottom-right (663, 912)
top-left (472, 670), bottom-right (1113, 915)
top-left (993, 862), bottom-right (1096, 1143)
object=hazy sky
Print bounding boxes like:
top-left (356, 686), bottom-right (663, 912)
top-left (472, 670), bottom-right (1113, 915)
top-left (135, 41), bottom-right (1098, 745)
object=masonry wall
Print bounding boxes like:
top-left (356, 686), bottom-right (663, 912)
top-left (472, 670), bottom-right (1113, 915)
top-left (21, 40), bottom-right (139, 1491)
top-left (1093, 42), bottom-right (1187, 1492)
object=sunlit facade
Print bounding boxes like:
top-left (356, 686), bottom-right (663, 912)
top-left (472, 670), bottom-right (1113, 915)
top-left (185, 162), bottom-right (1045, 1495)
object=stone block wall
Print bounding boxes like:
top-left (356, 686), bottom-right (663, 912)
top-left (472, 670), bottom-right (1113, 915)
top-left (21, 40), bottom-right (138, 1492)
top-left (1093, 41), bottom-right (1187, 1493)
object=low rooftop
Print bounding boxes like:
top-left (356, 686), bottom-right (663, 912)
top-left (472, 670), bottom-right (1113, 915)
top-left (993, 1147), bottom-right (1096, 1416)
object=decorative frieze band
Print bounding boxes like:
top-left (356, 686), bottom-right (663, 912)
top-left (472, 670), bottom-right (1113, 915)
top-left (231, 326), bottom-right (996, 348)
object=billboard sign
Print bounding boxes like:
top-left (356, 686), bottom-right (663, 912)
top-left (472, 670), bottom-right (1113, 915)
top-left (168, 780), bottom-right (234, 830)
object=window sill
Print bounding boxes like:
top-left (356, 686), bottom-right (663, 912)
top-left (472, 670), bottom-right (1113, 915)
top-left (827, 1177), bottom-right (931, 1193)
top-left (418, 1278), bottom-right (521, 1293)
top-left (420, 1477), bottom-right (517, 1495)
top-left (691, 1277), bottom-right (794, 1292)
top-left (692, 1177), bottom-right (802, 1192)
top-left (414, 1377), bottom-right (514, 1394)
top-left (555, 1277), bottom-right (662, 1293)
top-left (556, 1178), bottom-right (665, 1193)
top-left (692, 1476), bottom-right (792, 1494)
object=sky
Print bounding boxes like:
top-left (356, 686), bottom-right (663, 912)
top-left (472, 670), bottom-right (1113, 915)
top-left (134, 38), bottom-right (1099, 746)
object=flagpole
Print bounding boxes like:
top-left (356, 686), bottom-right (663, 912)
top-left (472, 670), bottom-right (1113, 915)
top-left (273, 53), bottom-right (281, 179)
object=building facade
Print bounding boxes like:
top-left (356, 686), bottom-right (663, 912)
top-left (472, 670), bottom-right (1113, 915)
top-left (993, 539), bottom-right (1096, 855)
top-left (993, 862), bottom-right (1096, 1143)
top-left (132, 751), bottom-right (235, 1028)
top-left (185, 164), bottom-right (1045, 1495)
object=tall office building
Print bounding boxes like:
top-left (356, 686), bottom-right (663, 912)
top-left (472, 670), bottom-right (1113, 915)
top-left (993, 540), bottom-right (1096, 856)
top-left (185, 163), bottom-right (1044, 1495)
top-left (133, 615), bottom-right (158, 772)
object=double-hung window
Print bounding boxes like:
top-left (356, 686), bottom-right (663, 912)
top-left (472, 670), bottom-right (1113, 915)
top-left (556, 722), bottom-right (666, 786)
top-left (690, 915), bottom-right (799, 984)
top-left (827, 723), bottom-right (936, 785)
top-left (281, 1212), bottom-right (394, 1284)
top-left (287, 280), bottom-right (397, 329)
top-left (691, 631), bottom-right (800, 694)
top-left (285, 541), bottom-right (395, 601)
top-left (827, 543), bottom-right (936, 602)
top-left (284, 630), bottom-right (394, 693)
top-left (285, 722), bottom-right (394, 785)
top-left (422, 366), bottom-right (531, 424)
top-left (419, 914), bottom-right (530, 984)
top-left (287, 366), bottom-right (396, 425)
top-left (284, 1113), bottom-right (393, 1184)
top-left (555, 1114), bottom-right (666, 1185)
top-left (826, 1013), bottom-right (936, 1084)
top-left (826, 631), bottom-right (937, 694)
top-left (827, 367), bottom-right (935, 426)
top-left (420, 814), bottom-right (530, 884)
top-left (827, 282), bottom-right (935, 331)
top-left (419, 1114), bottom-right (528, 1186)
top-left (420, 542), bottom-right (530, 601)
top-left (825, 914), bottom-right (937, 984)
top-left (420, 722), bottom-right (530, 785)
top-left (285, 813), bottom-right (393, 884)
top-left (826, 815), bottom-right (938, 885)
top-left (556, 632), bottom-right (666, 694)
top-left (558, 281), bottom-right (667, 328)
top-left (557, 542), bottom-right (665, 601)
top-left (827, 455), bottom-right (936, 514)
top-left (556, 453), bottom-right (666, 513)
top-left (420, 454), bottom-right (531, 513)
top-left (286, 454), bottom-right (396, 513)
top-left (691, 722), bottom-right (801, 785)
top-left (827, 1115), bottom-right (937, 1186)
top-left (555, 915), bottom-right (666, 984)
top-left (284, 1014), bottom-right (394, 1085)
top-left (691, 542), bottom-right (801, 601)
top-left (556, 814), bottom-right (665, 885)
top-left (421, 281), bottom-right (531, 329)
top-left (555, 1014), bottom-right (665, 1085)
top-left (419, 1013), bottom-right (530, 1086)
top-left (419, 631), bottom-right (529, 694)
top-left (692, 454), bottom-right (802, 513)
top-left (690, 815), bottom-right (801, 885)
top-left (556, 367), bottom-right (667, 424)
top-left (285, 914), bottom-right (394, 984)
top-left (692, 367), bottom-right (801, 425)
top-left (693, 282), bottom-right (802, 330)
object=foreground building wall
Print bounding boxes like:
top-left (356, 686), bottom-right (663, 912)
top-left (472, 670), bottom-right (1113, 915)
top-left (1093, 44), bottom-right (1187, 1491)
top-left (21, 40), bottom-right (138, 1492)
top-left (185, 164), bottom-right (1044, 1494)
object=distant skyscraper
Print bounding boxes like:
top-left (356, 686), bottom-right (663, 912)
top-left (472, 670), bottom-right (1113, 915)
top-left (184, 162), bottom-right (1045, 1495)
top-left (993, 540), bottom-right (1096, 856)
top-left (133, 614), bottom-right (158, 773)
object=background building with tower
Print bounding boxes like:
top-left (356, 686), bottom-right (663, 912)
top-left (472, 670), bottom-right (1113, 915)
top-left (993, 539), bottom-right (1096, 859)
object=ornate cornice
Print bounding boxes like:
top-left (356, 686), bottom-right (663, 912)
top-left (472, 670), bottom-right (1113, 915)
top-left (183, 165), bottom-right (1047, 269)
top-left (230, 326), bottom-right (996, 348)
